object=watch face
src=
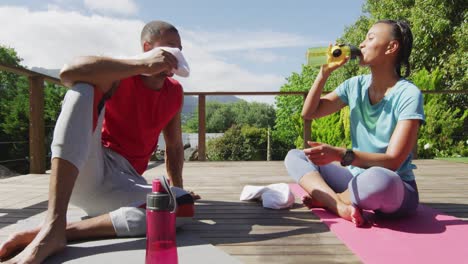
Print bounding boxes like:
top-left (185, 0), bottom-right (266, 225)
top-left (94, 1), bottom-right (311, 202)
top-left (344, 152), bottom-right (354, 162)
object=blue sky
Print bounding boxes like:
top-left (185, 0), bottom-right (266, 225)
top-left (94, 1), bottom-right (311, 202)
top-left (0, 0), bottom-right (366, 103)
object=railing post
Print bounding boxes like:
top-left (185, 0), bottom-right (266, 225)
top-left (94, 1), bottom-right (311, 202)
top-left (198, 95), bottom-right (206, 161)
top-left (303, 93), bottom-right (311, 149)
top-left (29, 76), bottom-right (46, 174)
top-left (266, 126), bottom-right (271, 161)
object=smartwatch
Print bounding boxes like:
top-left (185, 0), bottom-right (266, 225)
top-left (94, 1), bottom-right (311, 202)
top-left (340, 149), bottom-right (355, 166)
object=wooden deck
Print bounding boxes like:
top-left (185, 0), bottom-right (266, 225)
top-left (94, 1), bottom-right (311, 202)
top-left (0, 160), bottom-right (467, 263)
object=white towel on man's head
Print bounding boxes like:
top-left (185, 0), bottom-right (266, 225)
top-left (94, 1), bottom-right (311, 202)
top-left (240, 183), bottom-right (295, 209)
top-left (124, 46), bottom-right (190, 77)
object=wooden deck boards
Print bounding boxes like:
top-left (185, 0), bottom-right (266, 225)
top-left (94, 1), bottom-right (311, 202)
top-left (0, 160), bottom-right (467, 263)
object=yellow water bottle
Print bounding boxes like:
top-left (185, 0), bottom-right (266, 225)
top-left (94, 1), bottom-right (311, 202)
top-left (306, 44), bottom-right (361, 67)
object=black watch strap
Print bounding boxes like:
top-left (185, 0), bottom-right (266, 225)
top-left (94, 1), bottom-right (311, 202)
top-left (340, 149), bottom-right (355, 166)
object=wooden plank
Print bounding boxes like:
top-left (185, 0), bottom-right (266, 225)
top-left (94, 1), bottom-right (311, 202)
top-left (218, 244), bottom-right (356, 255)
top-left (185, 91), bottom-right (311, 96)
top-left (29, 76), bottom-right (46, 174)
top-left (238, 254), bottom-right (360, 264)
top-left (0, 63), bottom-right (62, 85)
top-left (183, 90), bottom-right (468, 96)
top-left (0, 160), bottom-right (467, 264)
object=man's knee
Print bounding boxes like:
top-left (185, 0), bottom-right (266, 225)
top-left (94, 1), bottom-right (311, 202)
top-left (51, 83), bottom-right (97, 171)
top-left (109, 207), bottom-right (146, 237)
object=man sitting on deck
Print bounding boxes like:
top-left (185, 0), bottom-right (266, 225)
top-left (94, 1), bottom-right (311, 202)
top-left (0, 20), bottom-right (199, 264)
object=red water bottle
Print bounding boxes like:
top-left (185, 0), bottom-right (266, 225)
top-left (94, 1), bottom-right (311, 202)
top-left (146, 177), bottom-right (178, 264)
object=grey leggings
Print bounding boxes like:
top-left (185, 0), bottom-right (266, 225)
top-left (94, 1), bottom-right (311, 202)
top-left (284, 149), bottom-right (419, 217)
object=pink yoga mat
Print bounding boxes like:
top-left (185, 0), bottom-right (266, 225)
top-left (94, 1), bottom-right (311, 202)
top-left (289, 184), bottom-right (468, 264)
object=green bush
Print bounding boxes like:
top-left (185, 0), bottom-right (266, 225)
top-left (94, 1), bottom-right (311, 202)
top-left (417, 96), bottom-right (467, 158)
top-left (183, 101), bottom-right (275, 133)
top-left (207, 125), bottom-right (267, 161)
top-left (411, 69), bottom-right (467, 158)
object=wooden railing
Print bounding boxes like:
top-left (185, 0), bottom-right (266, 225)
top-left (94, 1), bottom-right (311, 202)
top-left (0, 63), bottom-right (312, 172)
top-left (0, 63), bottom-right (61, 174)
top-left (184, 91), bottom-right (311, 161)
top-left (1, 63), bottom-right (467, 173)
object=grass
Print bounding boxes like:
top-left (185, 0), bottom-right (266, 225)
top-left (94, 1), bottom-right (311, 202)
top-left (435, 157), bottom-right (468, 164)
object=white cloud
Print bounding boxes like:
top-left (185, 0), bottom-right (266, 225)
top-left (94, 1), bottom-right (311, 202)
top-left (183, 30), bottom-right (324, 52)
top-left (46, 4), bottom-right (62, 11)
top-left (0, 6), bottom-right (143, 68)
top-left (0, 6), bottom-right (300, 103)
top-left (240, 50), bottom-right (287, 63)
top-left (83, 0), bottom-right (138, 16)
top-left (176, 45), bottom-right (286, 92)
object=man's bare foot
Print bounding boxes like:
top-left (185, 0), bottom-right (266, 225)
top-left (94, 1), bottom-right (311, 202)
top-left (188, 191), bottom-right (201, 201)
top-left (0, 228), bottom-right (40, 261)
top-left (3, 223), bottom-right (66, 264)
top-left (302, 195), bottom-right (325, 209)
top-left (337, 203), bottom-right (365, 227)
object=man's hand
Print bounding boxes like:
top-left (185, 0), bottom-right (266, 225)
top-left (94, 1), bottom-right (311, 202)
top-left (144, 49), bottom-right (178, 76)
top-left (303, 141), bottom-right (344, 166)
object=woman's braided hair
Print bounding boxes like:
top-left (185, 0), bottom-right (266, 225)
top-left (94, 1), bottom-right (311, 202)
top-left (377, 19), bottom-right (413, 78)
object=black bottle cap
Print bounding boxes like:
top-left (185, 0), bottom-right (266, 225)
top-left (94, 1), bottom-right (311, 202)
top-left (332, 49), bottom-right (342, 58)
top-left (349, 45), bottom-right (362, 59)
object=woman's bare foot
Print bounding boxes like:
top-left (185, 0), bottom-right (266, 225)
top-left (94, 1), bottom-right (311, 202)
top-left (337, 192), bottom-right (351, 205)
top-left (302, 195), bottom-right (325, 208)
top-left (336, 203), bottom-right (365, 227)
top-left (2, 223), bottom-right (66, 264)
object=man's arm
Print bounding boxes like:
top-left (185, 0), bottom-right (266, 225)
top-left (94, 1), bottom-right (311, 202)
top-left (59, 50), bottom-right (178, 93)
top-left (163, 111), bottom-right (184, 188)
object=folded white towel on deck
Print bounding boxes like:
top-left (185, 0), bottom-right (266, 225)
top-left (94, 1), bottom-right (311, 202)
top-left (240, 183), bottom-right (295, 209)
top-left (123, 46), bottom-right (190, 77)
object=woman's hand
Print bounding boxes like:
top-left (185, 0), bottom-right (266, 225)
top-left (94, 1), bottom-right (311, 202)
top-left (303, 141), bottom-right (344, 166)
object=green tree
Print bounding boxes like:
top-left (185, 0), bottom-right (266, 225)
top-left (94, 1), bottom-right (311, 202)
top-left (274, 62), bottom-right (353, 150)
top-left (354, 0), bottom-right (467, 107)
top-left (0, 45), bottom-right (26, 172)
top-left (232, 101), bottom-right (276, 128)
top-left (274, 65), bottom-right (316, 148)
top-left (183, 100), bottom-right (276, 133)
top-left (0, 45), bottom-right (67, 173)
top-left (274, 0), bottom-right (467, 158)
top-left (411, 68), bottom-right (467, 158)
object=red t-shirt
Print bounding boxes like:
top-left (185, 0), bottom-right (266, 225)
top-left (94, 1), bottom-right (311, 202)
top-left (101, 76), bottom-right (183, 175)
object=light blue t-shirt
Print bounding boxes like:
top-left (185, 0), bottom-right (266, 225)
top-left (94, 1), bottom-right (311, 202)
top-left (335, 74), bottom-right (425, 181)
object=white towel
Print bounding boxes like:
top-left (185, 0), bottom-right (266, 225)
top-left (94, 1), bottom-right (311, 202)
top-left (123, 46), bottom-right (190, 77)
top-left (240, 183), bottom-right (295, 209)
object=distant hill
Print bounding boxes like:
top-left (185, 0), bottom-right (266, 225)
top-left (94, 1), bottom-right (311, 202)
top-left (182, 95), bottom-right (241, 116)
top-left (31, 67), bottom-right (60, 78)
top-left (29, 67), bottom-right (241, 116)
